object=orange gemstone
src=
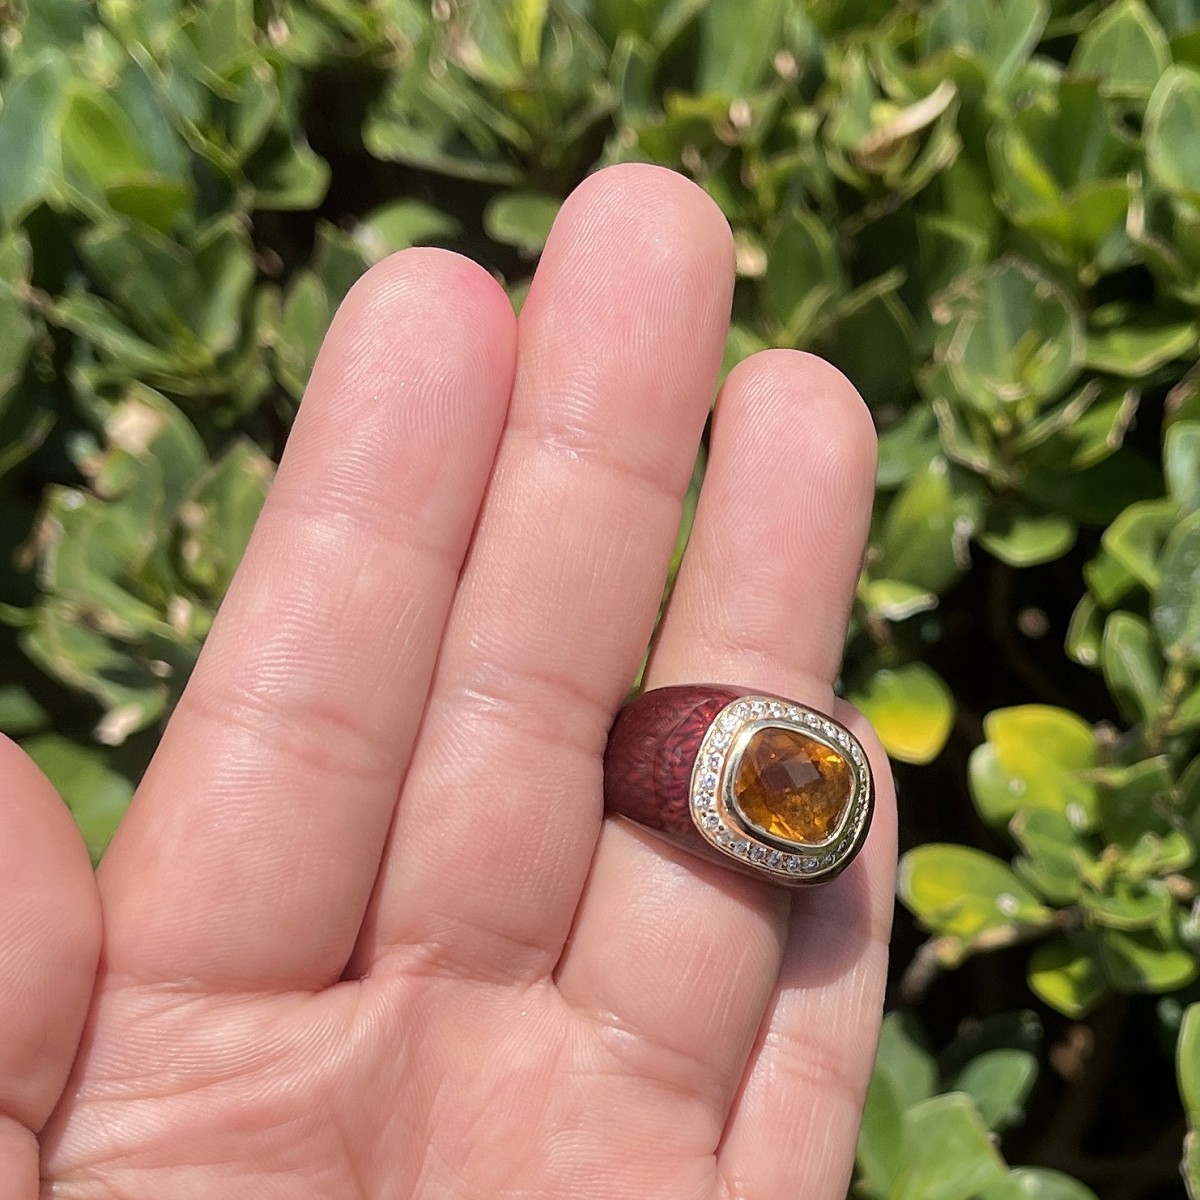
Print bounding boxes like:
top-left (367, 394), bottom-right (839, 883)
top-left (732, 727), bottom-right (852, 845)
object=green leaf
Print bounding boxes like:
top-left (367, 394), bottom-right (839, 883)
top-left (0, 231), bottom-right (34, 406)
top-left (922, 0), bottom-right (1049, 95)
top-left (976, 1168), bottom-right (1100, 1200)
top-left (1066, 593), bottom-right (1104, 669)
top-left (899, 845), bottom-right (1053, 944)
top-left (877, 404), bottom-right (941, 490)
top-left (250, 134), bottom-right (331, 210)
top-left (1083, 545), bottom-right (1137, 608)
top-left (483, 190), bottom-right (560, 254)
top-left (16, 0), bottom-right (90, 53)
top-left (177, 440), bottom-right (273, 599)
top-left (1085, 321), bottom-right (1197, 377)
top-left (1146, 65), bottom-right (1200, 203)
top-left (892, 1093), bottom-right (1007, 1200)
top-left (355, 201), bottom-right (463, 262)
top-left (932, 257), bottom-right (1084, 416)
top-left (1012, 808), bottom-right (1086, 903)
top-left (1102, 926), bottom-right (1200, 992)
top-left (1028, 935), bottom-right (1108, 1017)
top-left (1101, 498), bottom-right (1177, 592)
top-left (857, 1068), bottom-right (905, 1197)
top-left (1121, 830), bottom-right (1196, 880)
top-left (827, 288), bottom-right (917, 410)
top-left (0, 50), bottom-right (71, 226)
top-left (0, 685), bottom-right (48, 735)
top-left (1097, 756), bottom-right (1176, 845)
top-left (1081, 881), bottom-right (1171, 930)
top-left (49, 291), bottom-right (190, 375)
top-left (1102, 610), bottom-right (1164, 724)
top-left (1071, 0), bottom-right (1171, 101)
top-left (22, 733), bottom-right (134, 863)
top-left (852, 663), bottom-right (955, 765)
top-left (697, 0), bottom-right (786, 95)
top-left (1153, 510), bottom-right (1200, 664)
top-left (1166, 422), bottom-right (1200, 514)
top-left (979, 506), bottom-right (1075, 566)
top-left (859, 578), bottom-right (939, 621)
top-left (61, 86), bottom-right (151, 190)
top-left (1184, 1134), bottom-right (1200, 1200)
top-left (1180, 1003), bottom-right (1200, 1125)
top-left (875, 458), bottom-right (977, 593)
top-left (989, 79), bottom-right (1136, 263)
top-left (761, 210), bottom-right (845, 337)
top-left (104, 178), bottom-right (193, 235)
top-left (968, 705), bottom-right (1097, 830)
top-left (874, 1011), bottom-right (939, 1111)
top-left (949, 1048), bottom-right (1038, 1132)
top-left (275, 270), bottom-right (331, 399)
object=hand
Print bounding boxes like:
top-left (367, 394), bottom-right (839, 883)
top-left (4, 165), bottom-right (895, 1199)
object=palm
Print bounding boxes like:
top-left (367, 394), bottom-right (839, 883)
top-left (4, 167), bottom-right (894, 1200)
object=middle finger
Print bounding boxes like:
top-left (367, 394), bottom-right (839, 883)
top-left (355, 165), bottom-right (735, 980)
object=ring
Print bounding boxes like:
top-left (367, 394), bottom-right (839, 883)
top-left (603, 686), bottom-right (873, 886)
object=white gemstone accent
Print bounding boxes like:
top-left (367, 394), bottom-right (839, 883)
top-left (699, 771), bottom-right (718, 792)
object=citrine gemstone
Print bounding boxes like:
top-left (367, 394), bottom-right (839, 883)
top-left (732, 727), bottom-right (852, 845)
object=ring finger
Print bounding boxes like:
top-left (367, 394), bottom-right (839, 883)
top-left (553, 350), bottom-right (893, 1175)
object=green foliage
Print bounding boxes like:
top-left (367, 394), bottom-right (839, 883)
top-left (855, 1011), bottom-right (1099, 1200)
top-left (3, 0), bottom-right (1200, 1193)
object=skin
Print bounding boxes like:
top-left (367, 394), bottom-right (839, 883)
top-left (2, 165), bottom-right (896, 1200)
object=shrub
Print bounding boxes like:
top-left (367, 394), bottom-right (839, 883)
top-left (1, 0), bottom-right (1198, 1195)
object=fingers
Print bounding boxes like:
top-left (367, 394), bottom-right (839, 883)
top-left (354, 165), bottom-right (735, 978)
top-left (0, 737), bottom-right (99, 1173)
top-left (554, 351), bottom-right (892, 1176)
top-left (98, 249), bottom-right (517, 990)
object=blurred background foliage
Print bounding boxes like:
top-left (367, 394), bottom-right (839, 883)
top-left (1, 0), bottom-right (1199, 1194)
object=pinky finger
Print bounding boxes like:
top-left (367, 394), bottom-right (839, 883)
top-left (716, 708), bottom-right (897, 1200)
top-left (0, 738), bottom-right (101, 1170)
